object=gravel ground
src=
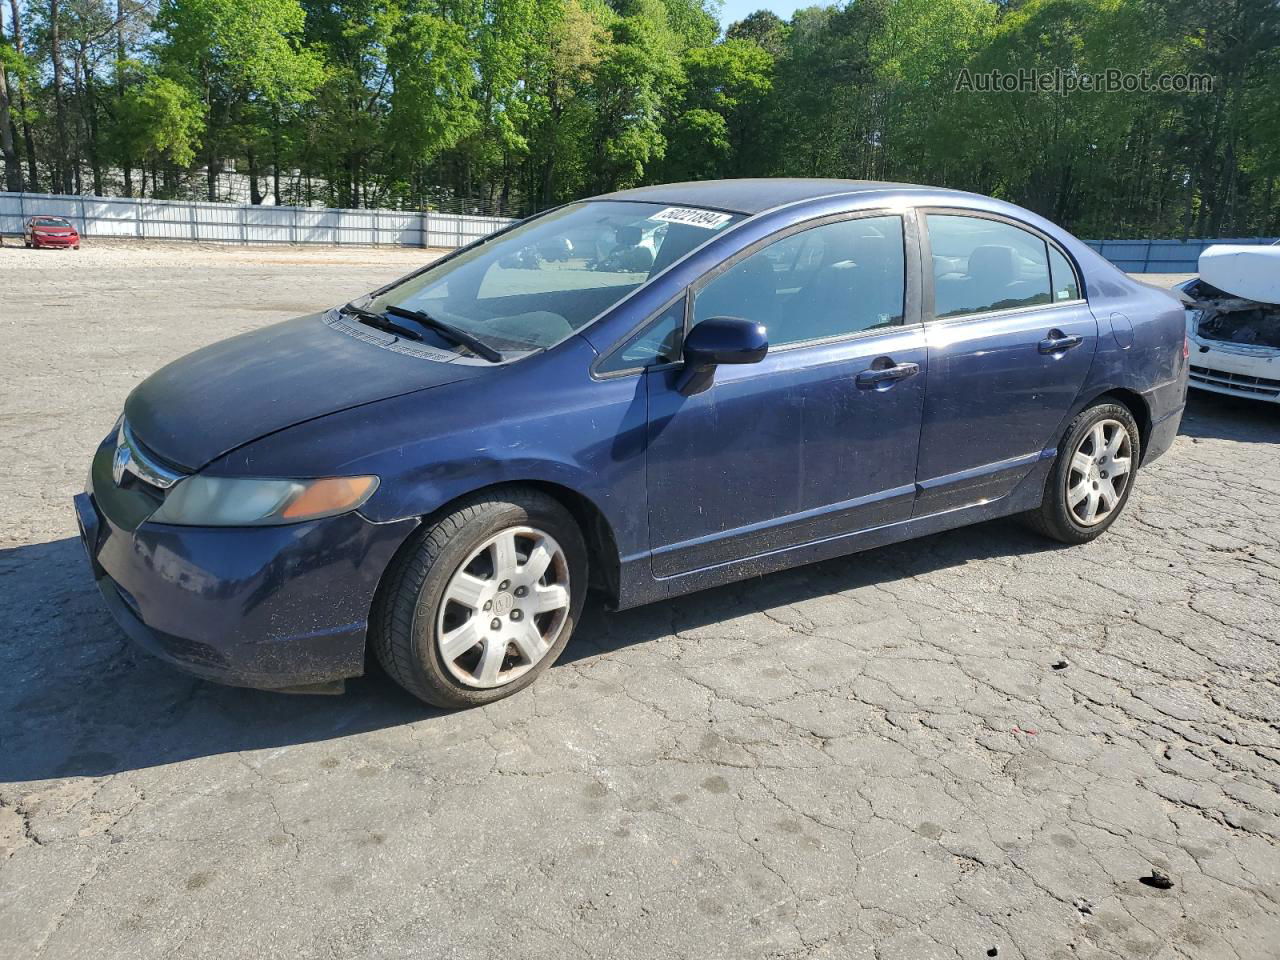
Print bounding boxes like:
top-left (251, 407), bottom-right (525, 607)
top-left (1, 246), bottom-right (1277, 960)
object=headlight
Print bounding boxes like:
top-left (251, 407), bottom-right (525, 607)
top-left (149, 475), bottom-right (379, 526)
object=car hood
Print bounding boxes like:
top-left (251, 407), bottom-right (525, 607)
top-left (124, 313), bottom-right (484, 470)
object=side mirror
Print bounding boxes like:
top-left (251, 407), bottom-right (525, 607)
top-left (676, 317), bottom-right (768, 395)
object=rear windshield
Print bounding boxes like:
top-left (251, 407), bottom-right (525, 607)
top-left (363, 201), bottom-right (742, 353)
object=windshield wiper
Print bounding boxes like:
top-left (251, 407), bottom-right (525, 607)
top-left (385, 304), bottom-right (504, 363)
top-left (342, 304), bottom-right (423, 341)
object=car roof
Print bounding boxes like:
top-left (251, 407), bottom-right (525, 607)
top-left (595, 178), bottom-right (945, 216)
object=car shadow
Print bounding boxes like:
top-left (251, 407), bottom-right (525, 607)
top-left (1, 518), bottom-right (1060, 784)
top-left (0, 536), bottom-right (436, 783)
top-left (563, 516), bottom-right (1060, 664)
top-left (1178, 389), bottom-right (1280, 443)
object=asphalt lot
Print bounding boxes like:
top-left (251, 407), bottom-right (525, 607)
top-left (1, 245), bottom-right (1278, 959)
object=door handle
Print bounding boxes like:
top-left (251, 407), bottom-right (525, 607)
top-left (856, 361), bottom-right (920, 389)
top-left (1039, 332), bottom-right (1084, 354)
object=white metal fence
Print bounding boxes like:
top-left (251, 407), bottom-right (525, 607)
top-left (1085, 237), bottom-right (1279, 273)
top-left (0, 192), bottom-right (515, 248)
top-left (10, 192), bottom-right (1268, 270)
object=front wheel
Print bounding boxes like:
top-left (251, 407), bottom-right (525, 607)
top-left (372, 487), bottom-right (587, 708)
top-left (1026, 401), bottom-right (1141, 544)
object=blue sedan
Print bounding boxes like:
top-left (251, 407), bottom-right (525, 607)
top-left (75, 180), bottom-right (1189, 707)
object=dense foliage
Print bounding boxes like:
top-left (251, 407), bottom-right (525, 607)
top-left (0, 0), bottom-right (1276, 236)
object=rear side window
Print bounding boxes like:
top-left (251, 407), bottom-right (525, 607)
top-left (1049, 245), bottom-right (1081, 302)
top-left (927, 214), bottom-right (1052, 318)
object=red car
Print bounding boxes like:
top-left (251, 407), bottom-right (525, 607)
top-left (24, 215), bottom-right (81, 250)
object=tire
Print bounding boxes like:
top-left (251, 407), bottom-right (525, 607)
top-left (373, 487), bottom-right (588, 708)
top-left (1025, 401), bottom-right (1141, 544)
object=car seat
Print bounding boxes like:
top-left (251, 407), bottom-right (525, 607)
top-left (787, 230), bottom-right (904, 340)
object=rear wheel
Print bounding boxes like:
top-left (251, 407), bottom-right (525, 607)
top-left (1026, 401), bottom-right (1140, 544)
top-left (373, 487), bottom-right (587, 708)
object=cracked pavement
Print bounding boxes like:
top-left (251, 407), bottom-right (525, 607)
top-left (1, 248), bottom-right (1278, 959)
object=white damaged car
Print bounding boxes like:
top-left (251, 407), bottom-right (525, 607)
top-left (1181, 242), bottom-right (1280, 403)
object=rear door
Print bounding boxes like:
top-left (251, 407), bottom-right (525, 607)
top-left (634, 211), bottom-right (926, 578)
top-left (915, 211), bottom-right (1097, 514)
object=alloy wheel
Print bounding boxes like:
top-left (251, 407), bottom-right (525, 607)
top-left (1067, 418), bottom-right (1133, 527)
top-left (435, 526), bottom-right (571, 689)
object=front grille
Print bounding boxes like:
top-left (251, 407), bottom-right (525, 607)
top-left (115, 420), bottom-right (186, 494)
top-left (91, 425), bottom-right (172, 532)
top-left (1189, 365), bottom-right (1280, 398)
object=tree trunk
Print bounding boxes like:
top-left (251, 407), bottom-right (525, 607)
top-left (270, 104), bottom-right (281, 205)
top-left (49, 0), bottom-right (74, 193)
top-left (116, 0), bottom-right (131, 196)
top-left (0, 61), bottom-right (22, 192)
top-left (8, 0), bottom-right (36, 189)
top-left (75, 52), bottom-right (104, 196)
top-left (247, 147), bottom-right (263, 204)
top-left (1263, 176), bottom-right (1276, 237)
top-left (0, 4), bottom-right (16, 192)
top-left (0, 2), bottom-right (20, 192)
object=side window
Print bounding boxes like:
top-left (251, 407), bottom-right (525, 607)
top-left (598, 298), bottom-right (684, 373)
top-left (927, 214), bottom-right (1052, 318)
top-left (692, 215), bottom-right (906, 347)
top-left (1049, 245), bottom-right (1081, 302)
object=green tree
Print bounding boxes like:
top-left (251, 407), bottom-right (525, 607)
top-left (382, 1), bottom-right (478, 203)
top-left (662, 38), bottom-right (773, 180)
top-left (0, 0), bottom-right (1274, 237)
top-left (156, 0), bottom-right (322, 199)
top-left (523, 0), bottom-right (610, 207)
top-left (117, 72), bottom-right (204, 185)
top-left (587, 0), bottom-right (683, 193)
top-left (725, 9), bottom-right (787, 57)
top-left (767, 2), bottom-right (887, 177)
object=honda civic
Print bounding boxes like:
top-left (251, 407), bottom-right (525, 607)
top-left (75, 179), bottom-right (1189, 707)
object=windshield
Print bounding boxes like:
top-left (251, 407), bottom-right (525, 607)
top-left (34, 217), bottom-right (71, 228)
top-left (363, 201), bottom-right (742, 353)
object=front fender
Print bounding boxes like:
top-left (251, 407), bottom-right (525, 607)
top-left (208, 338), bottom-right (652, 561)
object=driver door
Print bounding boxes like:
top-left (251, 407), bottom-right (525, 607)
top-left (643, 212), bottom-right (927, 578)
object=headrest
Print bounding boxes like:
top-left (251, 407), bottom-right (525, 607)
top-left (967, 245), bottom-right (1017, 288)
top-left (824, 230), bottom-right (881, 264)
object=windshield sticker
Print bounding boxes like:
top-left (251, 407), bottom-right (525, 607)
top-left (650, 207), bottom-right (734, 230)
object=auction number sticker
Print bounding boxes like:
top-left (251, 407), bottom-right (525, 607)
top-left (650, 207), bottom-right (734, 230)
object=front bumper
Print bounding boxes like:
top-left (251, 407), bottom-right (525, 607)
top-left (32, 234), bottom-right (78, 248)
top-left (1187, 337), bottom-right (1280, 404)
top-left (75, 485), bottom-right (417, 691)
